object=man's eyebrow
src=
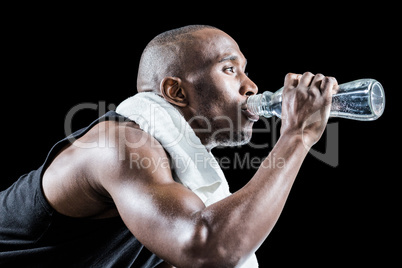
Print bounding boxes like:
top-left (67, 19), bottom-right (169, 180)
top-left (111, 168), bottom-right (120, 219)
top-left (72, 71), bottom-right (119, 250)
top-left (219, 54), bottom-right (247, 66)
top-left (219, 55), bottom-right (248, 70)
top-left (218, 55), bottom-right (238, 63)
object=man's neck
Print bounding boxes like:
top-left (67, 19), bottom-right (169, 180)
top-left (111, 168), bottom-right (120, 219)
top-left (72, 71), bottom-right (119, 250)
top-left (175, 105), bottom-right (215, 152)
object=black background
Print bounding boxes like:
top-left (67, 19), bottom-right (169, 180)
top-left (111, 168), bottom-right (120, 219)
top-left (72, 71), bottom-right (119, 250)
top-left (2, 3), bottom-right (400, 267)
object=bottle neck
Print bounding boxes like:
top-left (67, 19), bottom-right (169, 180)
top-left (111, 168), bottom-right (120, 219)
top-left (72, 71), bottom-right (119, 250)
top-left (247, 91), bottom-right (274, 118)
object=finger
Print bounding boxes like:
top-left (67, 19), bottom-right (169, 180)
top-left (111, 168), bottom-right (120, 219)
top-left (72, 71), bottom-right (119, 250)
top-left (284, 73), bottom-right (302, 90)
top-left (309, 73), bottom-right (325, 95)
top-left (321, 77), bottom-right (337, 104)
top-left (326, 76), bottom-right (339, 94)
top-left (299, 72), bottom-right (315, 89)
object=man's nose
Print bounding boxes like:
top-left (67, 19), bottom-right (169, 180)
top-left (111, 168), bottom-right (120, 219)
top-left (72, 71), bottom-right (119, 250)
top-left (240, 76), bottom-right (258, 96)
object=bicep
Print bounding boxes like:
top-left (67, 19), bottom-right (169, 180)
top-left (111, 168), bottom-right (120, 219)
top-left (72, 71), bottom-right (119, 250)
top-left (101, 138), bottom-right (206, 264)
top-left (112, 177), bottom-right (205, 252)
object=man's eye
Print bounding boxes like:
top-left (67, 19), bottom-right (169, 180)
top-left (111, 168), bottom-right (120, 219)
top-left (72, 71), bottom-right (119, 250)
top-left (224, 66), bottom-right (235, 73)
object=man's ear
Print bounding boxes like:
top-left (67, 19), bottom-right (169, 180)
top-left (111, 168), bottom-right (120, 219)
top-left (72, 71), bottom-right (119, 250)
top-left (160, 77), bottom-right (188, 107)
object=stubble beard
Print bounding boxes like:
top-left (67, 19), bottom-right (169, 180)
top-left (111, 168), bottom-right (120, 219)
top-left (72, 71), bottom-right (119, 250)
top-left (192, 80), bottom-right (253, 149)
top-left (193, 101), bottom-right (253, 149)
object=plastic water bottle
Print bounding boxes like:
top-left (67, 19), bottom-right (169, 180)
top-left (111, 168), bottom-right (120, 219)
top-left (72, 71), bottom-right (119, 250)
top-left (246, 79), bottom-right (385, 121)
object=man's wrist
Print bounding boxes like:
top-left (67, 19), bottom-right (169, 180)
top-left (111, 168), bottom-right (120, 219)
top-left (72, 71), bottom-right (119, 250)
top-left (277, 132), bottom-right (311, 154)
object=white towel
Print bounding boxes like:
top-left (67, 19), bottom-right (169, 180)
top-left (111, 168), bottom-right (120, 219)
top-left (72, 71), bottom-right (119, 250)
top-left (116, 92), bottom-right (258, 267)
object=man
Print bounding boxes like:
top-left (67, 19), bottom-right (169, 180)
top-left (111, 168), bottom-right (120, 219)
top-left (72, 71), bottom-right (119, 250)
top-left (0, 25), bottom-right (337, 267)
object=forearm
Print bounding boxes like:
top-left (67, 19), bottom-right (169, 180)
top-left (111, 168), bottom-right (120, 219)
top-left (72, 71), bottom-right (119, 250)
top-left (196, 134), bottom-right (309, 265)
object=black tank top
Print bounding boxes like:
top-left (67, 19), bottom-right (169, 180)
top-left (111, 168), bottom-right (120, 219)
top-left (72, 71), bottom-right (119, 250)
top-left (0, 111), bottom-right (163, 267)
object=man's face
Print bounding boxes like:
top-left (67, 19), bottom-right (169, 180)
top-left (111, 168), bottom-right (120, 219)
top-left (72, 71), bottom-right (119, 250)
top-left (181, 29), bottom-right (259, 149)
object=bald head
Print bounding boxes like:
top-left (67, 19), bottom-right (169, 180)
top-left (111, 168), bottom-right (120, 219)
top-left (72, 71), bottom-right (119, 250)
top-left (136, 25), bottom-right (218, 93)
top-left (136, 25), bottom-right (258, 148)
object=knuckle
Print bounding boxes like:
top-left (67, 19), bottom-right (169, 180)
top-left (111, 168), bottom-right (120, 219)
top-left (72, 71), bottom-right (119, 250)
top-left (285, 72), bottom-right (298, 80)
top-left (285, 73), bottom-right (302, 89)
top-left (329, 76), bottom-right (338, 84)
top-left (315, 73), bottom-right (325, 79)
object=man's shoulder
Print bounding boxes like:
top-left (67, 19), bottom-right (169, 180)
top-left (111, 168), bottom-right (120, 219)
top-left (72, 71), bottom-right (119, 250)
top-left (79, 119), bottom-right (172, 183)
top-left (92, 119), bottom-right (167, 159)
top-left (42, 119), bottom-right (174, 218)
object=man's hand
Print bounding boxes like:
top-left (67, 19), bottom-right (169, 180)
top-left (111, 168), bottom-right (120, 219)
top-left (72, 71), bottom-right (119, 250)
top-left (280, 72), bottom-right (338, 148)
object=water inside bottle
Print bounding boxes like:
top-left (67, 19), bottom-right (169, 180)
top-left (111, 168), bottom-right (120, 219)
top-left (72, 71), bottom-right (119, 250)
top-left (331, 90), bottom-right (371, 116)
top-left (330, 81), bottom-right (384, 120)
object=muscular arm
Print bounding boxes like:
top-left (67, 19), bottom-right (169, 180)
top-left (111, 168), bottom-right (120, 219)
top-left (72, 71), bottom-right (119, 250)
top-left (103, 132), bottom-right (306, 267)
top-left (99, 73), bottom-right (337, 267)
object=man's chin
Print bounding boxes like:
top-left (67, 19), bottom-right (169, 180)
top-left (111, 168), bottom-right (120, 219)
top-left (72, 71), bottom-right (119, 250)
top-left (211, 130), bottom-right (252, 148)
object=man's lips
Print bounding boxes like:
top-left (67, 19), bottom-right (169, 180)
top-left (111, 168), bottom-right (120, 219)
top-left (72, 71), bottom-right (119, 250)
top-left (241, 108), bottom-right (259, 122)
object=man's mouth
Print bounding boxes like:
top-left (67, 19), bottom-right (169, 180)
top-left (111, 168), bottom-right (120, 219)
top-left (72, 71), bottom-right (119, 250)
top-left (241, 107), bottom-right (259, 122)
